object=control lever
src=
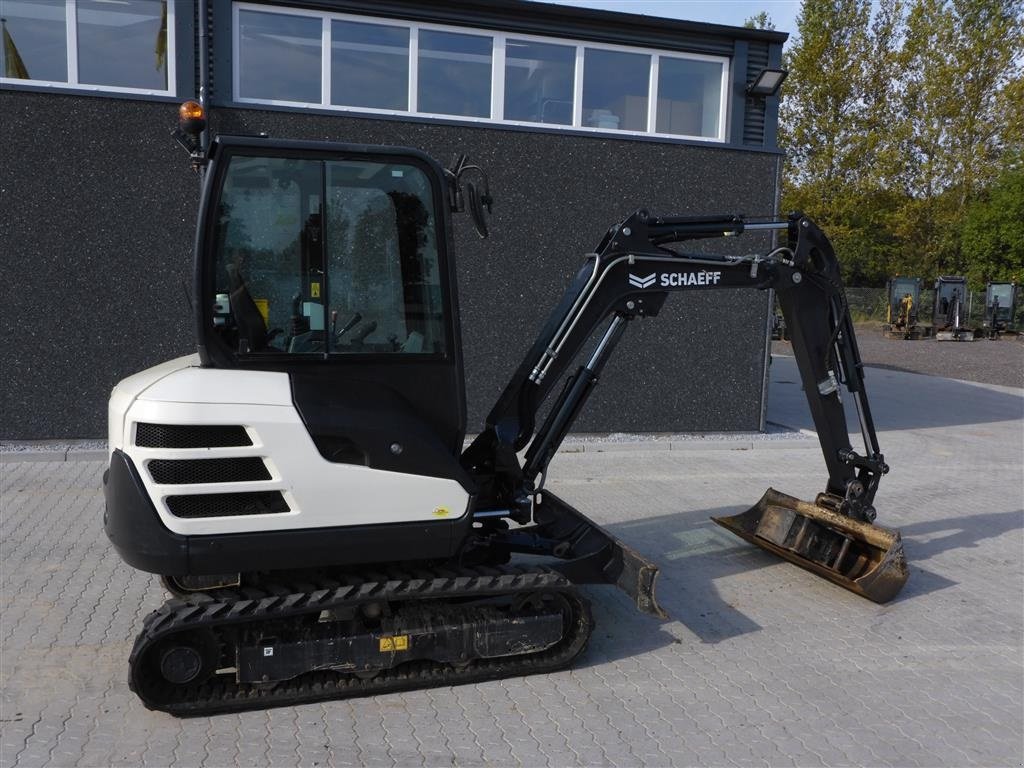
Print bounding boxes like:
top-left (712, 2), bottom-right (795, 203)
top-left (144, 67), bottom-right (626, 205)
top-left (333, 312), bottom-right (363, 340)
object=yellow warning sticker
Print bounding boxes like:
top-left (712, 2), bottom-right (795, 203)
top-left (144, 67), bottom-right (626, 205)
top-left (253, 298), bottom-right (270, 328)
top-left (432, 507), bottom-right (450, 517)
top-left (310, 282), bottom-right (321, 298)
top-left (379, 635), bottom-right (409, 652)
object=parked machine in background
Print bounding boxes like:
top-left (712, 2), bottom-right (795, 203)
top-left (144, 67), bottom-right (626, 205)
top-left (933, 276), bottom-right (975, 341)
top-left (982, 282), bottom-right (1019, 339)
top-left (770, 295), bottom-right (789, 340)
top-left (883, 276), bottom-right (926, 339)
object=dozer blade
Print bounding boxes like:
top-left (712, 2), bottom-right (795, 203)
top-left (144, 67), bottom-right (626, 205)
top-left (535, 490), bottom-right (667, 619)
top-left (712, 488), bottom-right (908, 603)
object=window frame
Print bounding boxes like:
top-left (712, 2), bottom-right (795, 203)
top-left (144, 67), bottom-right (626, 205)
top-left (0, 0), bottom-right (177, 97)
top-left (230, 2), bottom-right (730, 144)
top-left (653, 51), bottom-right (730, 140)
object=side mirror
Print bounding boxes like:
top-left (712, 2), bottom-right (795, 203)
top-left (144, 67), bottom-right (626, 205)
top-left (466, 181), bottom-right (493, 239)
top-left (446, 155), bottom-right (494, 239)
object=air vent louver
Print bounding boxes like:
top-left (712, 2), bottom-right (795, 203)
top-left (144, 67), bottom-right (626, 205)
top-left (135, 423), bottom-right (251, 448)
top-left (166, 491), bottom-right (289, 518)
top-left (149, 457), bottom-right (270, 485)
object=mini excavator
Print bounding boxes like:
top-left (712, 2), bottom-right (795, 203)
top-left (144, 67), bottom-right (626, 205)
top-left (933, 276), bottom-right (975, 341)
top-left (104, 104), bottom-right (908, 715)
top-left (883, 276), bottom-right (925, 339)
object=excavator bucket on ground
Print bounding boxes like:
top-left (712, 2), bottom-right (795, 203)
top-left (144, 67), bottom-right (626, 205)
top-left (712, 489), bottom-right (908, 603)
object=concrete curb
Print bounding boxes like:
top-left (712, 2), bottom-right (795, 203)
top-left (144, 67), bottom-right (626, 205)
top-left (1, 448), bottom-right (108, 464)
top-left (1, 433), bottom-right (814, 463)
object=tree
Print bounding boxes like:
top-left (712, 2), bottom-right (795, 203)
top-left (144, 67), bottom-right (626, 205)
top-left (779, 0), bottom-right (882, 281)
top-left (743, 11), bottom-right (777, 29)
top-left (961, 159), bottom-right (1024, 285)
top-left (895, 0), bottom-right (1023, 278)
top-left (780, 0), bottom-right (873, 199)
top-left (780, 0), bottom-right (1024, 285)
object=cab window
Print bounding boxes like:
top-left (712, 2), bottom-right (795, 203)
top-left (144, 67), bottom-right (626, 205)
top-left (210, 153), bottom-right (448, 356)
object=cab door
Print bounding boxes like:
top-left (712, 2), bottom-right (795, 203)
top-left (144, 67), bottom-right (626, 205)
top-left (196, 137), bottom-right (469, 488)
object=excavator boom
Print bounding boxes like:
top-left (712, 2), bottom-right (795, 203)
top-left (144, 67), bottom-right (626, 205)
top-left (463, 209), bottom-right (907, 604)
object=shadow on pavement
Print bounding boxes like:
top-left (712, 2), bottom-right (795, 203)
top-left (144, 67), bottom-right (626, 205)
top-left (578, 500), bottom-right (981, 650)
top-left (768, 355), bottom-right (1024, 431)
top-left (891, 564), bottom-right (958, 603)
top-left (600, 505), bottom-right (773, 645)
top-left (899, 509), bottom-right (1024, 561)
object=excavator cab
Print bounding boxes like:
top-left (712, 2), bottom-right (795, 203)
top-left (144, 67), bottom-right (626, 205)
top-left (883, 276), bottom-right (924, 339)
top-left (200, 138), bottom-right (469, 472)
top-left (982, 282), bottom-right (1018, 338)
top-left (933, 275), bottom-right (975, 341)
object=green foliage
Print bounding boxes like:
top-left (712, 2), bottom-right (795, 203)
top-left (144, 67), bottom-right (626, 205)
top-left (743, 11), bottom-right (777, 29)
top-left (781, 0), bottom-right (1024, 288)
top-left (961, 161), bottom-right (1024, 285)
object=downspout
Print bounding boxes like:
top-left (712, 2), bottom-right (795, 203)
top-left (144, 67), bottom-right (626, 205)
top-left (758, 151), bottom-right (783, 433)
top-left (197, 0), bottom-right (210, 154)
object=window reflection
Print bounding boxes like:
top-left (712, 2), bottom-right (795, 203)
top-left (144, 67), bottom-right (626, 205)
top-left (223, 6), bottom-right (731, 143)
top-left (418, 29), bottom-right (492, 118)
top-left (656, 57), bottom-right (723, 138)
top-left (582, 48), bottom-right (650, 132)
top-left (0, 0), bottom-right (67, 82)
top-left (331, 20), bottom-right (409, 111)
top-left (504, 39), bottom-right (574, 125)
top-left (238, 9), bottom-right (321, 103)
top-left (212, 156), bottom-right (447, 356)
top-left (77, 0), bottom-right (167, 90)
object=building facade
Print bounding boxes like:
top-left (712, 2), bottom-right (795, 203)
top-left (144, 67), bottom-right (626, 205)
top-left (1, 0), bottom-right (786, 439)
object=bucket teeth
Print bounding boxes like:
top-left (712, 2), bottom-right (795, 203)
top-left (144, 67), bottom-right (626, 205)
top-left (712, 488), bottom-right (908, 603)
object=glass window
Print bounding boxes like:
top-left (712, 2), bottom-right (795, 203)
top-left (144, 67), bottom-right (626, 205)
top-left (0, 0), bottom-right (67, 82)
top-left (224, 6), bottom-right (731, 143)
top-left (76, 0), bottom-right (168, 90)
top-left (212, 156), bottom-right (323, 354)
top-left (324, 161), bottom-right (447, 354)
top-left (417, 29), bottom-right (491, 118)
top-left (211, 155), bottom-right (447, 356)
top-left (582, 48), bottom-right (650, 132)
top-left (503, 39), bottom-right (574, 125)
top-left (331, 20), bottom-right (409, 111)
top-left (656, 57), bottom-right (723, 138)
top-left (989, 284), bottom-right (1014, 321)
top-left (238, 9), bottom-right (321, 103)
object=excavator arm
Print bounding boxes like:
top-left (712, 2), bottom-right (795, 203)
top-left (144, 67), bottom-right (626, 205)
top-left (462, 210), bottom-right (907, 607)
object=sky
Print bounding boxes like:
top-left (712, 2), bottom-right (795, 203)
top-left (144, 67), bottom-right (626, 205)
top-left (538, 1), bottom-right (803, 39)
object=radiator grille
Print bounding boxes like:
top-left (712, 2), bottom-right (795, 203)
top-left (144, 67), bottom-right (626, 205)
top-left (135, 423), bottom-right (251, 449)
top-left (166, 491), bottom-right (289, 518)
top-left (149, 457), bottom-right (270, 485)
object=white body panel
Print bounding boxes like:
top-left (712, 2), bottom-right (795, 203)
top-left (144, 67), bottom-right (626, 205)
top-left (109, 363), bottom-right (470, 536)
top-left (108, 354), bottom-right (200, 455)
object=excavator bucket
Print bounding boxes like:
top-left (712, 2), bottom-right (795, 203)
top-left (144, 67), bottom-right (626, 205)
top-left (712, 488), bottom-right (908, 603)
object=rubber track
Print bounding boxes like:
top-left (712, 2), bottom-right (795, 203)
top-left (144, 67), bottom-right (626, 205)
top-left (129, 564), bottom-right (593, 716)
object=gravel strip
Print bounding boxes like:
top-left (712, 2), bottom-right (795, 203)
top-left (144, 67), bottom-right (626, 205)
top-left (774, 330), bottom-right (1024, 389)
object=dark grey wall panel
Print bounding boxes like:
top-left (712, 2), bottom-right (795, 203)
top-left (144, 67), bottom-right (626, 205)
top-left (1, 92), bottom-right (198, 439)
top-left (1, 91), bottom-right (777, 438)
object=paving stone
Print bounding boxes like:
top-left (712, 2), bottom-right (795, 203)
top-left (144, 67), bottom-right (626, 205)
top-left (2, 365), bottom-right (1022, 767)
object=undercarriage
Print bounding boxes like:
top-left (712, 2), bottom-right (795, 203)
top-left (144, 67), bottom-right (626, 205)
top-left (133, 563), bottom-right (591, 716)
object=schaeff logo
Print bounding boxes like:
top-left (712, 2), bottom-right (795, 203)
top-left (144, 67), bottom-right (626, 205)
top-left (628, 271), bottom-right (723, 288)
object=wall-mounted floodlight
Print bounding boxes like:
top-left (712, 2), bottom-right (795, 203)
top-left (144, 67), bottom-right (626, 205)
top-left (747, 68), bottom-right (788, 97)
